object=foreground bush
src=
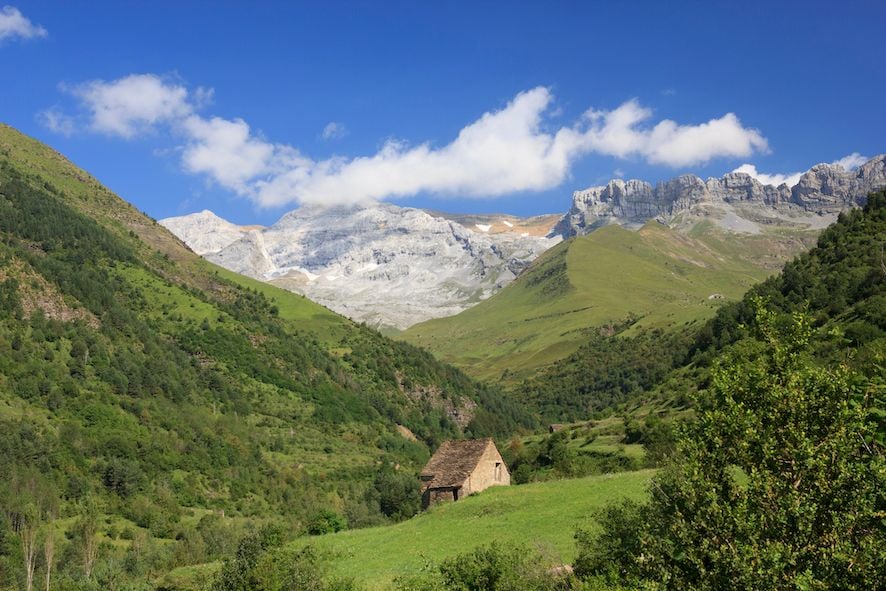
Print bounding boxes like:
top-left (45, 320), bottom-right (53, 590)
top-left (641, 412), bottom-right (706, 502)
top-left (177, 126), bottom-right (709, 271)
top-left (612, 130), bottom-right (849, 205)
top-left (575, 303), bottom-right (885, 589)
top-left (396, 542), bottom-right (579, 591)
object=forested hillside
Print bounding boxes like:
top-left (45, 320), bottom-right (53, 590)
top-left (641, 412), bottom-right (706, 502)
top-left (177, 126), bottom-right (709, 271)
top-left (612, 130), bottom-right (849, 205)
top-left (0, 125), bottom-right (531, 589)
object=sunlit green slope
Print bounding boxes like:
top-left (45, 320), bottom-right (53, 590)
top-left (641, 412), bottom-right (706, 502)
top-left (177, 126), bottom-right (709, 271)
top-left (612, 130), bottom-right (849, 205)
top-left (160, 470), bottom-right (655, 590)
top-left (0, 123), bottom-right (530, 549)
top-left (401, 220), bottom-right (816, 382)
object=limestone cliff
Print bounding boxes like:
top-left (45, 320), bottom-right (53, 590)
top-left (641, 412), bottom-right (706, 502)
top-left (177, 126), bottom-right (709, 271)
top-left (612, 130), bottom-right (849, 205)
top-left (554, 155), bottom-right (886, 237)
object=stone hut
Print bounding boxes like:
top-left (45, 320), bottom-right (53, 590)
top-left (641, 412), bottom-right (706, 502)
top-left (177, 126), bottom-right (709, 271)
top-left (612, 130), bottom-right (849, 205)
top-left (419, 438), bottom-right (509, 508)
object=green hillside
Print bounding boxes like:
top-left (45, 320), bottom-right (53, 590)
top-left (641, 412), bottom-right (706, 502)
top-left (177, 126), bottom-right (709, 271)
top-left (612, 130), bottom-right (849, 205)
top-left (0, 125), bottom-right (531, 588)
top-left (572, 196), bottom-right (885, 589)
top-left (401, 220), bottom-right (818, 383)
top-left (517, 194), bottom-right (886, 424)
top-left (161, 470), bottom-right (655, 590)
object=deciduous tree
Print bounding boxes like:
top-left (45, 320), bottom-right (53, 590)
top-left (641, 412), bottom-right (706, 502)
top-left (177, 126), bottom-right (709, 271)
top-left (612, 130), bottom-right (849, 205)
top-left (577, 301), bottom-right (885, 589)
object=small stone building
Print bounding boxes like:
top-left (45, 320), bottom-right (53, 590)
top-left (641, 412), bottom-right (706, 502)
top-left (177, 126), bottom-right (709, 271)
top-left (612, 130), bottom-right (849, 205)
top-left (419, 438), bottom-right (510, 508)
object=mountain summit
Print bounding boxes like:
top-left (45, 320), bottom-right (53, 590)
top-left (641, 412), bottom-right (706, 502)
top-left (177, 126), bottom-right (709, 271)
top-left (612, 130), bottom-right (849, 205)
top-left (162, 203), bottom-right (559, 330)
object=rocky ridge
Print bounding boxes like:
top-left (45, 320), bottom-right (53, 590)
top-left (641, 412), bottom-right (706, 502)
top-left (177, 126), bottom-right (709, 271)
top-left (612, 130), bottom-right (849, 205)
top-left (554, 155), bottom-right (886, 236)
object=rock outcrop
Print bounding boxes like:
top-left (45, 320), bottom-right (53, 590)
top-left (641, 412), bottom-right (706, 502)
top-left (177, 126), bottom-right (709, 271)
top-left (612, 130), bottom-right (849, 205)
top-left (554, 155), bottom-right (886, 237)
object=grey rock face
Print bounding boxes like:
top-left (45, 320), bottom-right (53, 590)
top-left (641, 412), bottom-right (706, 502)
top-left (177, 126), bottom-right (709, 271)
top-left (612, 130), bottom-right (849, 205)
top-left (161, 210), bottom-right (256, 254)
top-left (793, 156), bottom-right (886, 211)
top-left (161, 203), bottom-right (558, 330)
top-left (555, 155), bottom-right (886, 237)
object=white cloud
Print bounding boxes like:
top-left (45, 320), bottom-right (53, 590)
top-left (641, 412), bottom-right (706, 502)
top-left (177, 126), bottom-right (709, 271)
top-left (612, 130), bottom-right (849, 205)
top-left (0, 5), bottom-right (47, 41)
top-left (321, 121), bottom-right (347, 140)
top-left (249, 90), bottom-right (771, 207)
top-left (181, 115), bottom-right (310, 196)
top-left (580, 100), bottom-right (769, 167)
top-left (67, 74), bottom-right (193, 138)
top-left (733, 152), bottom-right (870, 188)
top-left (44, 77), bottom-right (772, 207)
top-left (831, 152), bottom-right (867, 171)
top-left (37, 108), bottom-right (75, 136)
top-left (732, 164), bottom-right (803, 187)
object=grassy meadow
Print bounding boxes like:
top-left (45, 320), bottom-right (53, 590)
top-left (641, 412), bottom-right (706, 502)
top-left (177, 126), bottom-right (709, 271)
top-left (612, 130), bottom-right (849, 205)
top-left (161, 470), bottom-right (654, 590)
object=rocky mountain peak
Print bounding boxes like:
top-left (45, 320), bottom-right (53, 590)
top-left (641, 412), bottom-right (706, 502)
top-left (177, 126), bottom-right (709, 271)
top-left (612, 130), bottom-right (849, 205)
top-left (162, 201), bottom-right (559, 330)
top-left (161, 209), bottom-right (260, 255)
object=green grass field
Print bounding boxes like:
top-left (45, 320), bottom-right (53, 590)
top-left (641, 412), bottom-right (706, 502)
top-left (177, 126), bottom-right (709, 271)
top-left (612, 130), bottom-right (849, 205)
top-left (159, 470), bottom-right (654, 590)
top-left (400, 222), bottom-right (816, 383)
top-left (298, 470), bottom-right (653, 589)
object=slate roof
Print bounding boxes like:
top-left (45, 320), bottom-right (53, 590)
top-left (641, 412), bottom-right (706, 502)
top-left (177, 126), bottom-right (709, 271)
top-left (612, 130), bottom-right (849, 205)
top-left (420, 438), bottom-right (493, 489)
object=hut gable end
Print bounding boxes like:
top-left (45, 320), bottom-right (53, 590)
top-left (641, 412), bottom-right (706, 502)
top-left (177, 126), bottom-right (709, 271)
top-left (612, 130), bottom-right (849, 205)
top-left (420, 438), bottom-right (510, 508)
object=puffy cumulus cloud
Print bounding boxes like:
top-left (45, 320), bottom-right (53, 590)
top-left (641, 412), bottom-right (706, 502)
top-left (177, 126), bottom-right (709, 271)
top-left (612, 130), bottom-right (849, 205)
top-left (289, 93), bottom-right (766, 204)
top-left (581, 100), bottom-right (769, 167)
top-left (732, 164), bottom-right (803, 188)
top-left (832, 152), bottom-right (867, 171)
top-left (224, 88), bottom-right (772, 207)
top-left (320, 121), bottom-right (347, 140)
top-left (43, 77), bottom-right (772, 207)
top-left (259, 87), bottom-right (582, 206)
top-left (66, 74), bottom-right (193, 138)
top-left (0, 5), bottom-right (47, 41)
top-left (733, 152), bottom-right (870, 188)
top-left (180, 115), bottom-right (310, 197)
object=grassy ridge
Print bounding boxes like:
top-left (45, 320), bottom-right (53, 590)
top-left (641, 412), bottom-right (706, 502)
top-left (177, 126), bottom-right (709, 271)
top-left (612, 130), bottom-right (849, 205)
top-left (210, 266), bottom-right (354, 346)
top-left (401, 221), bottom-right (814, 383)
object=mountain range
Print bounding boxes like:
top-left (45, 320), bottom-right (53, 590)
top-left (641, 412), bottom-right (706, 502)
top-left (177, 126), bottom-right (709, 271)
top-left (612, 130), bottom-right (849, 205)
top-left (556, 156), bottom-right (886, 236)
top-left (162, 156), bottom-right (886, 332)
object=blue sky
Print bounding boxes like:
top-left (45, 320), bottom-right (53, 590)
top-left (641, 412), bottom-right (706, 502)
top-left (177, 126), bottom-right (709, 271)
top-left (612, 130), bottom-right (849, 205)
top-left (1, 1), bottom-right (884, 225)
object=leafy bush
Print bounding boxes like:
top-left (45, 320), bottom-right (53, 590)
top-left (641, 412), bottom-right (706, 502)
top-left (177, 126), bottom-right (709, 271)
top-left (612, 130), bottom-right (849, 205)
top-left (307, 510), bottom-right (347, 536)
top-left (576, 303), bottom-right (885, 589)
top-left (396, 542), bottom-right (573, 591)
